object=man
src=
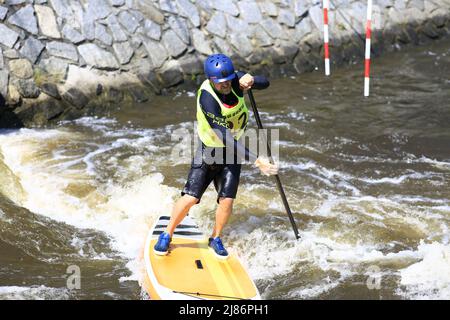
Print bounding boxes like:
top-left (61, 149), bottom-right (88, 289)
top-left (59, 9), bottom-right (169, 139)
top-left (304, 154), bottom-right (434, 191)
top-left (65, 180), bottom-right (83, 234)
top-left (154, 53), bottom-right (278, 259)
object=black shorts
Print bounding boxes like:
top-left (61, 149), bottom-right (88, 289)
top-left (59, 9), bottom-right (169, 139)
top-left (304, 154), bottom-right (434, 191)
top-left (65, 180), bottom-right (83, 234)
top-left (181, 161), bottom-right (242, 203)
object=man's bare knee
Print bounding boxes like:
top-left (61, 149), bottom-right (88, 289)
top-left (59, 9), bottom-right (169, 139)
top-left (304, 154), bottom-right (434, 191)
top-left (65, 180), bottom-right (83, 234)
top-left (218, 197), bottom-right (233, 207)
top-left (183, 194), bottom-right (199, 207)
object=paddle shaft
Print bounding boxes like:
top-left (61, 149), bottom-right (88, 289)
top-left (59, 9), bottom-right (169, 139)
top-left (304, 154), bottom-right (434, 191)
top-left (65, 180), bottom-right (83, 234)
top-left (247, 89), bottom-right (301, 240)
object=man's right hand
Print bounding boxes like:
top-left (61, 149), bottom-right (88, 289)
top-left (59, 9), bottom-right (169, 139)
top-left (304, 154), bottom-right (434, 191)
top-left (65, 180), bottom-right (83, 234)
top-left (254, 156), bottom-right (279, 176)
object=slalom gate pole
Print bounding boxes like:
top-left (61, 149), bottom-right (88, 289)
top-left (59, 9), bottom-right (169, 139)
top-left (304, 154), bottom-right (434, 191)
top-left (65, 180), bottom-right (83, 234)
top-left (364, 0), bottom-right (373, 97)
top-left (323, 0), bottom-right (331, 76)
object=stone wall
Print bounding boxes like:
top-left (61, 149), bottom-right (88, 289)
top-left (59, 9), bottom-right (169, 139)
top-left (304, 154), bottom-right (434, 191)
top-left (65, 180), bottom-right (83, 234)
top-left (0, 0), bottom-right (449, 127)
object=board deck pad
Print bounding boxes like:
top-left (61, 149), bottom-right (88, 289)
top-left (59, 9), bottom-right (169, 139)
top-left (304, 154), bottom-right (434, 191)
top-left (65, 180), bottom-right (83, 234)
top-left (143, 215), bottom-right (260, 300)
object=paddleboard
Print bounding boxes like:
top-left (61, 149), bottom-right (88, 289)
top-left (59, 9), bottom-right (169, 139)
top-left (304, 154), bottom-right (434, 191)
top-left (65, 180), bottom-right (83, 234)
top-left (142, 215), bottom-right (261, 300)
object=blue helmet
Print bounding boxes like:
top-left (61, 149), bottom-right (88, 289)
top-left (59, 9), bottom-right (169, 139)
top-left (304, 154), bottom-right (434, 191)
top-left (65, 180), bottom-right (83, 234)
top-left (204, 54), bottom-right (236, 83)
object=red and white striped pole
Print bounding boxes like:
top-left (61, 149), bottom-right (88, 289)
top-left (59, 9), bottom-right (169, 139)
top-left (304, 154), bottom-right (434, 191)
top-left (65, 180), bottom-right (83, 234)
top-left (364, 0), bottom-right (373, 97)
top-left (323, 0), bottom-right (330, 76)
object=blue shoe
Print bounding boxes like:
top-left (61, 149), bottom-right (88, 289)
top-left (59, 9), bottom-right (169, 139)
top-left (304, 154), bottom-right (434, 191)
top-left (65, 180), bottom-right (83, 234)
top-left (154, 232), bottom-right (171, 256)
top-left (208, 237), bottom-right (229, 259)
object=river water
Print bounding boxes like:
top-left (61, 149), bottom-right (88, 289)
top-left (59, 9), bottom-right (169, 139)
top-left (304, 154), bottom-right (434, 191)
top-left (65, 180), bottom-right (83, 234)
top-left (1, 40), bottom-right (449, 300)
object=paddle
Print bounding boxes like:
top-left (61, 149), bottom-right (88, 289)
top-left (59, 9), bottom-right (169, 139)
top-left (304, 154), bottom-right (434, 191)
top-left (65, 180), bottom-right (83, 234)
top-left (247, 89), bottom-right (301, 240)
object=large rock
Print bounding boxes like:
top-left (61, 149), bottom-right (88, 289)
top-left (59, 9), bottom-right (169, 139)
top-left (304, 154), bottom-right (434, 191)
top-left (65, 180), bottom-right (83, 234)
top-left (142, 19), bottom-right (161, 40)
top-left (213, 37), bottom-right (235, 57)
top-left (135, 62), bottom-right (161, 94)
top-left (162, 30), bottom-right (188, 58)
top-left (421, 21), bottom-right (440, 39)
top-left (278, 8), bottom-right (296, 27)
top-left (350, 2), bottom-right (368, 24)
top-left (294, 0), bottom-right (310, 17)
top-left (196, 0), bottom-right (214, 13)
top-left (191, 29), bottom-right (213, 55)
top-left (214, 0), bottom-right (239, 16)
top-left (14, 79), bottom-right (41, 99)
top-left (157, 59), bottom-right (183, 87)
top-left (38, 57), bottom-right (69, 79)
top-left (106, 15), bottom-right (128, 42)
top-left (176, 0), bottom-right (200, 27)
top-left (111, 0), bottom-right (125, 7)
top-left (0, 48), bottom-right (3, 69)
top-left (408, 0), bottom-right (425, 11)
top-left (178, 54), bottom-right (203, 75)
top-left (159, 0), bottom-right (178, 14)
top-left (260, 18), bottom-right (289, 40)
top-left (0, 70), bottom-right (8, 98)
top-left (431, 8), bottom-right (449, 28)
top-left (3, 49), bottom-right (19, 59)
top-left (62, 25), bottom-right (85, 44)
top-left (19, 36), bottom-right (45, 64)
top-left (34, 97), bottom-right (66, 121)
top-left (129, 9), bottom-right (144, 23)
top-left (7, 84), bottom-right (21, 106)
top-left (118, 10), bottom-right (140, 33)
top-left (9, 59), bottom-right (34, 79)
top-left (136, 0), bottom-right (165, 25)
top-left (251, 26), bottom-right (274, 47)
top-left (394, 0), bottom-right (407, 10)
top-left (95, 23), bottom-right (113, 46)
top-left (5, 0), bottom-right (27, 5)
top-left (0, 24), bottom-right (20, 48)
top-left (49, 0), bottom-right (73, 20)
top-left (78, 44), bottom-right (119, 70)
top-left (377, 0), bottom-right (395, 8)
top-left (85, 0), bottom-right (112, 20)
top-left (81, 8), bottom-right (96, 41)
top-left (238, 1), bottom-right (263, 24)
top-left (129, 34), bottom-right (143, 50)
top-left (35, 5), bottom-right (61, 39)
top-left (0, 6), bottom-right (8, 21)
top-left (274, 41), bottom-right (299, 63)
top-left (293, 16), bottom-right (313, 43)
top-left (334, 9), bottom-right (354, 35)
top-left (308, 4), bottom-right (323, 31)
top-left (46, 41), bottom-right (79, 62)
top-left (229, 33), bottom-right (253, 57)
top-left (143, 39), bottom-right (169, 68)
top-left (259, 1), bottom-right (278, 17)
top-left (65, 2), bottom-right (84, 29)
top-left (206, 12), bottom-right (227, 38)
top-left (39, 83), bottom-right (61, 100)
top-left (113, 42), bottom-right (134, 64)
top-left (8, 4), bottom-right (39, 34)
top-left (226, 15), bottom-right (250, 35)
top-left (167, 16), bottom-right (190, 44)
top-left (127, 86), bottom-right (150, 103)
top-left (61, 87), bottom-right (89, 109)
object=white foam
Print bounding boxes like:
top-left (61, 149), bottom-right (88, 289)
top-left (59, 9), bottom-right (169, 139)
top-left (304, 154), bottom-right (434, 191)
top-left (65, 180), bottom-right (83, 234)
top-left (0, 123), bottom-right (182, 286)
top-left (397, 241), bottom-right (450, 300)
top-left (286, 276), bottom-right (347, 299)
top-left (0, 285), bottom-right (71, 300)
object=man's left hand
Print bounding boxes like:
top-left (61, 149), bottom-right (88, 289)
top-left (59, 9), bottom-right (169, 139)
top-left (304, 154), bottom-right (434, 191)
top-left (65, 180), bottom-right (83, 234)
top-left (239, 73), bottom-right (254, 91)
